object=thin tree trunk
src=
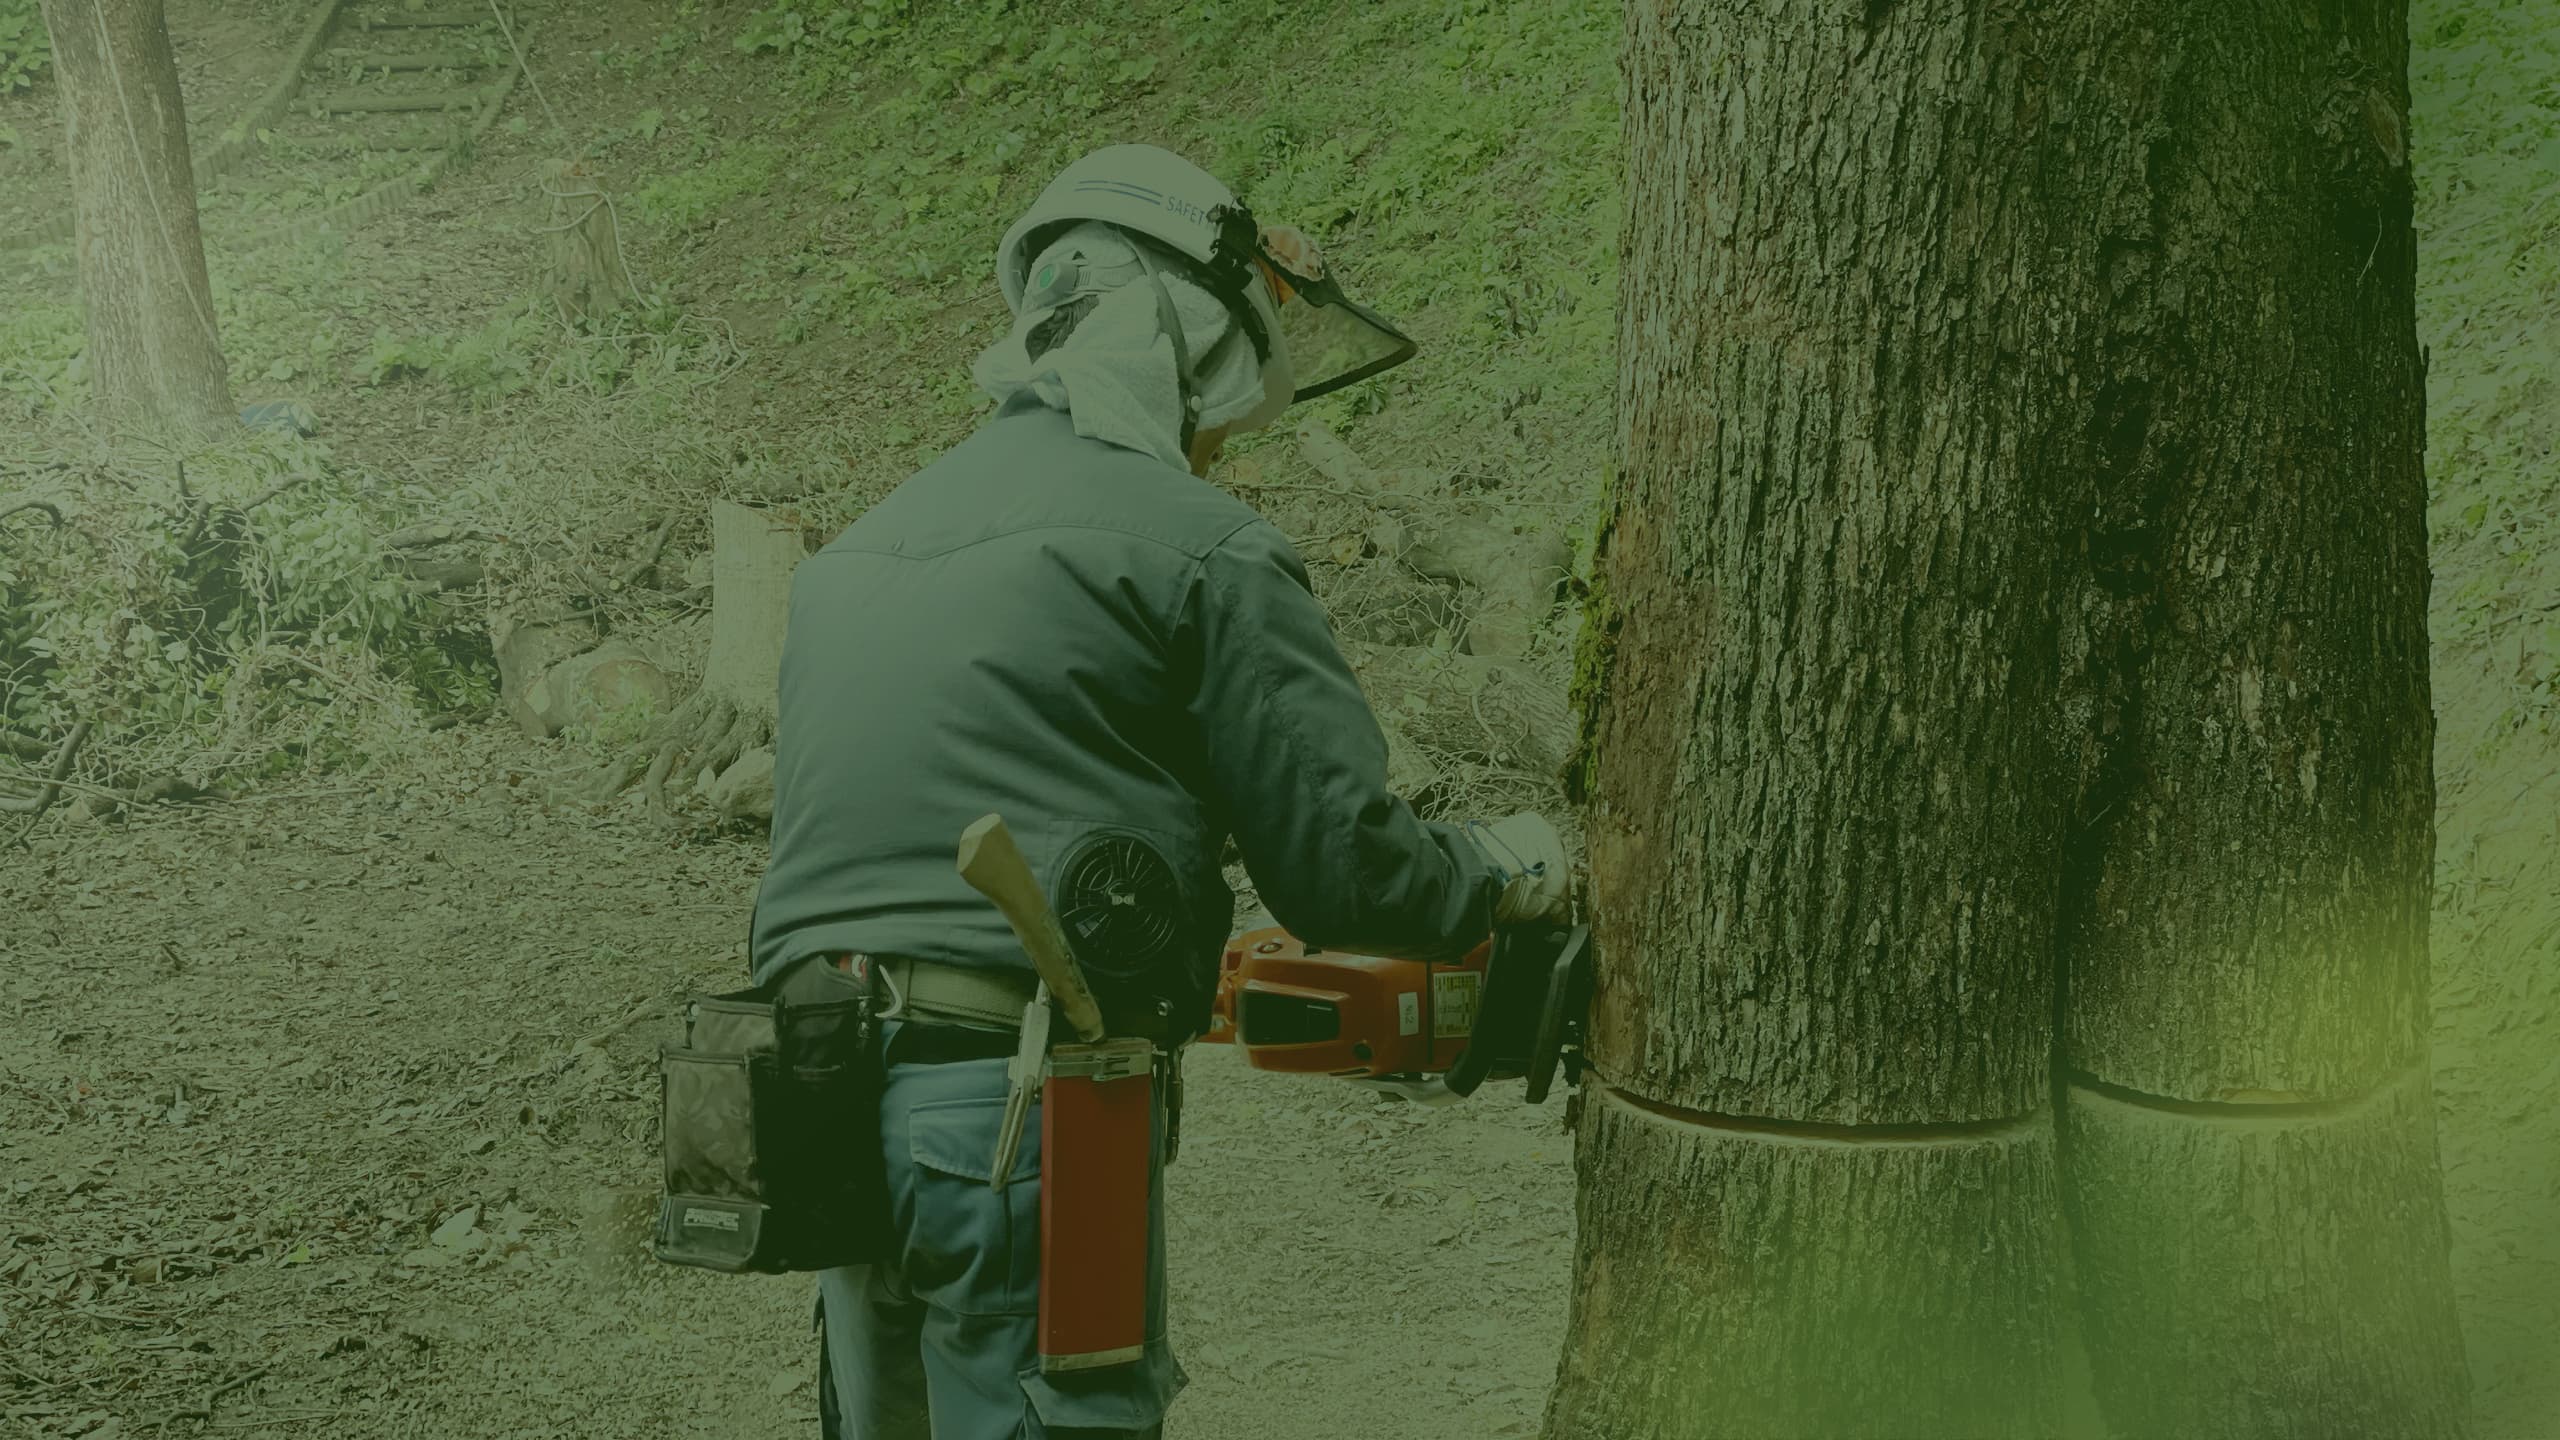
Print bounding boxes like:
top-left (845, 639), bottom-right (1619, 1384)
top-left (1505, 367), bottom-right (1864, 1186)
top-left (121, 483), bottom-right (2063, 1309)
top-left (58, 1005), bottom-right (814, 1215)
top-left (2047, 4), bottom-right (2472, 1433)
top-left (38, 0), bottom-right (234, 435)
top-left (1551, 3), bottom-right (2076, 1434)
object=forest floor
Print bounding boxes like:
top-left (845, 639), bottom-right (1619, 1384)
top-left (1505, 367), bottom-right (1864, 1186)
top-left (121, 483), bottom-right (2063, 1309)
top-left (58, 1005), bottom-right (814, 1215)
top-left (0, 725), bottom-right (1574, 1438)
top-left (2, 0), bottom-right (2555, 1437)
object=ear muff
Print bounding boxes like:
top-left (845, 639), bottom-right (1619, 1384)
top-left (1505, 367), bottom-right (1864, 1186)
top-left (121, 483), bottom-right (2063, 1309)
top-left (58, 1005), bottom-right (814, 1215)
top-left (1025, 256), bottom-right (1084, 311)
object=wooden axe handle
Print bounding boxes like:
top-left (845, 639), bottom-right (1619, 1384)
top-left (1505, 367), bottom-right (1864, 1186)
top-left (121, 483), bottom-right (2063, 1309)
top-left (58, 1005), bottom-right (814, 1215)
top-left (956, 813), bottom-right (1108, 1043)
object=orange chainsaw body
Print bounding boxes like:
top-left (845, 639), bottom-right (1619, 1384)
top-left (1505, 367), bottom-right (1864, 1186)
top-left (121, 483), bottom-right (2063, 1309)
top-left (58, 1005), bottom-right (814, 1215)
top-left (1201, 924), bottom-right (1494, 1077)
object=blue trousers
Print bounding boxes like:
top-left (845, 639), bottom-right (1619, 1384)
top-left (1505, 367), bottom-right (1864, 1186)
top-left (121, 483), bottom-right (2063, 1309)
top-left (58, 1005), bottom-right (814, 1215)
top-left (816, 1021), bottom-right (1184, 1439)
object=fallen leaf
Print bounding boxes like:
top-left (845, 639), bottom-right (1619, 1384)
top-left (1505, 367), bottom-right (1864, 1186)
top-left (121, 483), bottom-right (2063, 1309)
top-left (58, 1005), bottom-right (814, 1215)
top-left (430, 1206), bottom-right (480, 1247)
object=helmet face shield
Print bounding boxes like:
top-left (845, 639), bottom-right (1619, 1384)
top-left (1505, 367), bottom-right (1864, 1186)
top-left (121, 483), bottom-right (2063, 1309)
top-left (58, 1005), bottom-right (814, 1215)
top-left (1245, 220), bottom-right (1416, 403)
top-left (1268, 273), bottom-right (1417, 402)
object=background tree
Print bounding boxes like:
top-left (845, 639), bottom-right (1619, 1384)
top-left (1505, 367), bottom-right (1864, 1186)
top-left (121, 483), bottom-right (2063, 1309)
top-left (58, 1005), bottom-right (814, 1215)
top-left (2047, 4), bottom-right (2473, 1435)
top-left (36, 0), bottom-right (232, 434)
top-left (1553, 1), bottom-right (2471, 1436)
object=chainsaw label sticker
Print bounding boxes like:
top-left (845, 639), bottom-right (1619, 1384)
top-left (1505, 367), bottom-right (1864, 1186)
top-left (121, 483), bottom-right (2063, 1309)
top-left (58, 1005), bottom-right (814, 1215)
top-left (1432, 971), bottom-right (1481, 1039)
top-left (1398, 992), bottom-right (1420, 1036)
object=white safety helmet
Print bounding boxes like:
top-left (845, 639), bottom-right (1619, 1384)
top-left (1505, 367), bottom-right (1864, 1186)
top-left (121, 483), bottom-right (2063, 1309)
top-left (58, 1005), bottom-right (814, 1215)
top-left (994, 144), bottom-right (1416, 438)
top-left (996, 144), bottom-right (1294, 436)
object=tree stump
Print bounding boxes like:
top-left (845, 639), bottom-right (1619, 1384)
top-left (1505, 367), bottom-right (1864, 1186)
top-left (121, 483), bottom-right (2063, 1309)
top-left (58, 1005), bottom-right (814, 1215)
top-left (540, 158), bottom-right (636, 324)
top-left (595, 499), bottom-right (812, 818)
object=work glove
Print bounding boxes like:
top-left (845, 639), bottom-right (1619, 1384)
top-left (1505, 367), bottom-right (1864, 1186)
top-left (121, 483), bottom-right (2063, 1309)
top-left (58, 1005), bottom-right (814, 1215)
top-left (1464, 812), bottom-right (1572, 926)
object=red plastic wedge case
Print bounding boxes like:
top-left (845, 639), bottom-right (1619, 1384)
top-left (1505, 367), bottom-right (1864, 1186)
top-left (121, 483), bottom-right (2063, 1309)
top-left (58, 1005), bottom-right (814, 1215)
top-left (1037, 1036), bottom-right (1155, 1373)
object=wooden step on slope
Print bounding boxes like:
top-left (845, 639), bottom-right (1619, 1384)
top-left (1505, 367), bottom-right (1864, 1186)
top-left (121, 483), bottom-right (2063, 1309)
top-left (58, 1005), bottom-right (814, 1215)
top-left (307, 86), bottom-right (495, 113)
top-left (319, 49), bottom-right (487, 71)
top-left (362, 9), bottom-right (501, 28)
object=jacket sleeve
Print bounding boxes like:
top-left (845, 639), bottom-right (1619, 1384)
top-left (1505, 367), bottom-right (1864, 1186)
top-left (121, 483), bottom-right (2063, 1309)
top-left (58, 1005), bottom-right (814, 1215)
top-left (1182, 518), bottom-right (1503, 961)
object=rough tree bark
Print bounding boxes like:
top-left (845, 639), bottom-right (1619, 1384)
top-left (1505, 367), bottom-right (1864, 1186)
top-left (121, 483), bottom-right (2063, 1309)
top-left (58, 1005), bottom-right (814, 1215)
top-left (1556, 2), bottom-right (2473, 1437)
top-left (37, 0), bottom-right (234, 435)
top-left (2047, 4), bottom-right (2472, 1435)
top-left (1550, 3), bottom-right (2079, 1434)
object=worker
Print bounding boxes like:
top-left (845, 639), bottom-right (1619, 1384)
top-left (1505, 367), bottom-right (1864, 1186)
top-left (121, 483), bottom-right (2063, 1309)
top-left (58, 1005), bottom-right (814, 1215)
top-left (748, 143), bottom-right (1571, 1440)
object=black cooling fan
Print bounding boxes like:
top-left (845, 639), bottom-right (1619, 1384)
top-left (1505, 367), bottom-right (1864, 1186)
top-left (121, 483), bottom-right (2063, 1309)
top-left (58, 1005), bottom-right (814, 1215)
top-left (1055, 831), bottom-right (1183, 982)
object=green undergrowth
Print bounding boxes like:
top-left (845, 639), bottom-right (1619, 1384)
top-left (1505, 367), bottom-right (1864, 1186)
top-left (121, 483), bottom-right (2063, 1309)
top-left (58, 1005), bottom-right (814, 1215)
top-left (0, 429), bottom-right (494, 793)
top-left (0, 0), bottom-right (46, 97)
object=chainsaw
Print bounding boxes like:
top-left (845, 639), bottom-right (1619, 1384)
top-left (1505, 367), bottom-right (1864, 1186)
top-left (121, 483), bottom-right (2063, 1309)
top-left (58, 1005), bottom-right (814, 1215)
top-left (1198, 915), bottom-right (1595, 1105)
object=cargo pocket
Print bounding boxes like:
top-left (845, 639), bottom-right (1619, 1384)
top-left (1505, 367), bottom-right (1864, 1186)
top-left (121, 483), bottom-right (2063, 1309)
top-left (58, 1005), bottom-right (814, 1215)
top-left (1018, 1340), bottom-right (1186, 1436)
top-left (904, 1095), bottom-right (1041, 1317)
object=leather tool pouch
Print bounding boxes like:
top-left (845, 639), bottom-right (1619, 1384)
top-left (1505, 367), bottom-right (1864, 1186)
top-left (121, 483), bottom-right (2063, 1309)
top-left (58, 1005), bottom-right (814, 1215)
top-left (652, 955), bottom-right (889, 1274)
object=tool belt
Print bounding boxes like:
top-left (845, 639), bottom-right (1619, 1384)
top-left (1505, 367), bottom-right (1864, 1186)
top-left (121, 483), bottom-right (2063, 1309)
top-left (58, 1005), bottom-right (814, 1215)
top-left (862, 953), bottom-right (1189, 1051)
top-left (863, 953), bottom-right (1189, 1169)
top-left (863, 954), bottom-right (1041, 1030)
top-left (651, 955), bottom-right (891, 1275)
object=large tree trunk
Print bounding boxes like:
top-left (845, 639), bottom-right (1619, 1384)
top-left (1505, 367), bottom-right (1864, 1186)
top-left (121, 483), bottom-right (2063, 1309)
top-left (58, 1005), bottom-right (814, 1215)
top-left (2047, 4), bottom-right (2472, 1434)
top-left (1551, 3), bottom-right (2078, 1434)
top-left (38, 0), bottom-right (233, 435)
top-left (1558, 2), bottom-right (2470, 1436)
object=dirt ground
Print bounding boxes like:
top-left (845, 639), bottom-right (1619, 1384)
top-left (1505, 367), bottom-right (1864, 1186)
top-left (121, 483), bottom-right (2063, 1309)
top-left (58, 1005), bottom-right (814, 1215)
top-left (0, 731), bottom-right (1572, 1440)
top-left (0, 726), bottom-right (1574, 1438)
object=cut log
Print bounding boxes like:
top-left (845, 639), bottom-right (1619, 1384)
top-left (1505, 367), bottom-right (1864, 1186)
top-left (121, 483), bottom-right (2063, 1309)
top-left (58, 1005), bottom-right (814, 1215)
top-left (1454, 527), bottom-right (1571, 659)
top-left (534, 640), bottom-right (669, 739)
top-left (701, 500), bottom-right (805, 722)
top-left (707, 747), bottom-right (775, 822)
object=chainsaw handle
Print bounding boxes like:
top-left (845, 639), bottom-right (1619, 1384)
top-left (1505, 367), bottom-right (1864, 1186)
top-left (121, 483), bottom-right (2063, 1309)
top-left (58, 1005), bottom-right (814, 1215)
top-left (1441, 924), bottom-right (1590, 1100)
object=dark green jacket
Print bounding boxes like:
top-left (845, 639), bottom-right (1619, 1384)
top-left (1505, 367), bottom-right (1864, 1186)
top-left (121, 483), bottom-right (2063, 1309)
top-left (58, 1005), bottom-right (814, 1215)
top-left (750, 392), bottom-right (1502, 1033)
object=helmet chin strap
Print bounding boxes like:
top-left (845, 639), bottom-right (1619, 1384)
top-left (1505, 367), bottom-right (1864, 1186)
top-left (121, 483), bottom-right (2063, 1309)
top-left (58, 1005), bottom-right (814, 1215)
top-left (1126, 240), bottom-right (1200, 457)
